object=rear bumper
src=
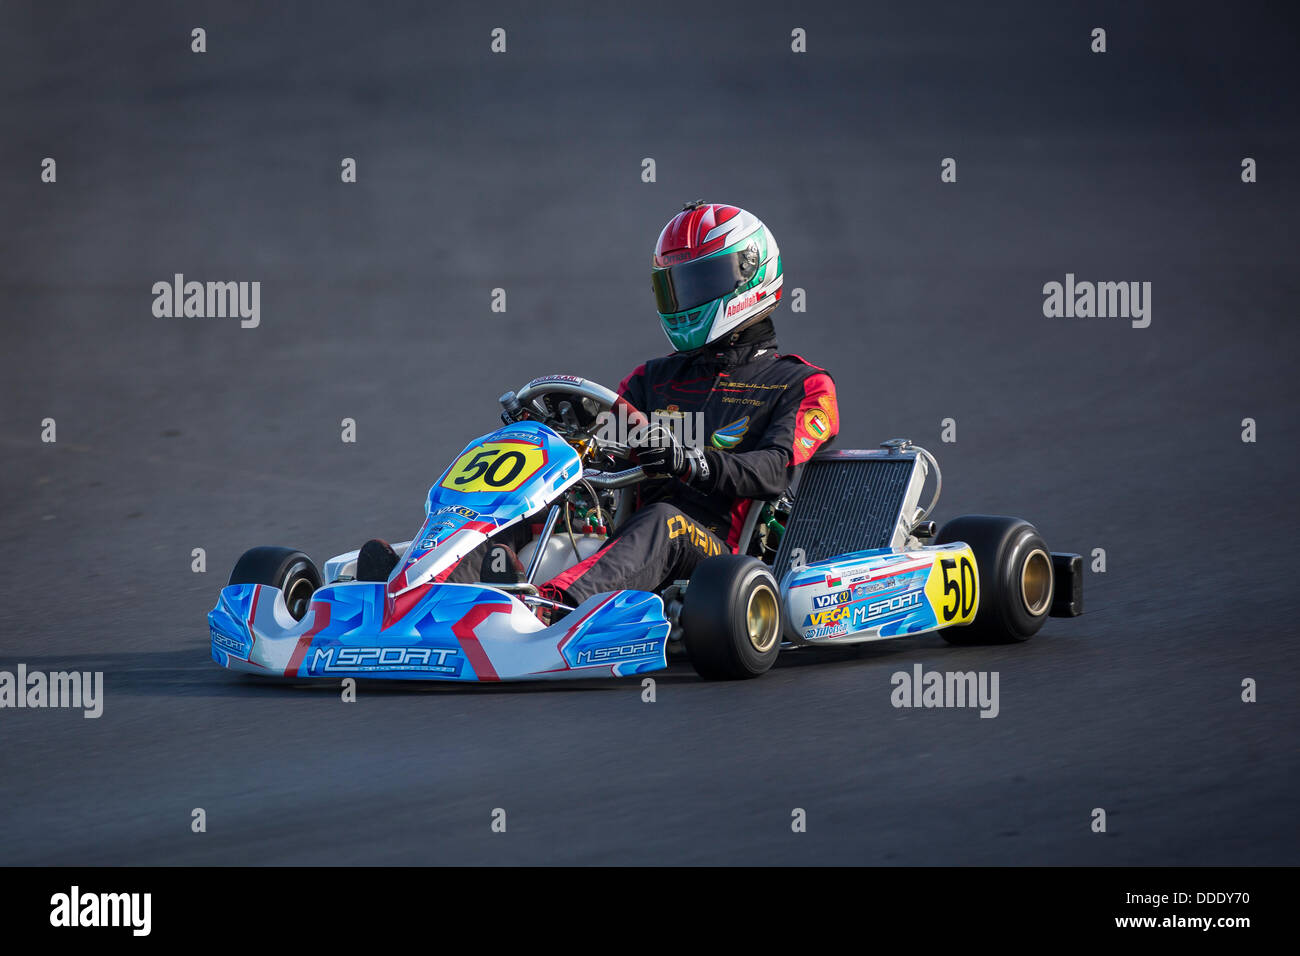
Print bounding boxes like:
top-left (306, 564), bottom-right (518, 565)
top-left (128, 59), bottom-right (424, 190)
top-left (1049, 552), bottom-right (1084, 617)
top-left (208, 581), bottom-right (669, 681)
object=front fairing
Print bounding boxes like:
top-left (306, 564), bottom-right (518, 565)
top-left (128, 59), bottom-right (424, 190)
top-left (387, 421), bottom-right (581, 596)
top-left (209, 581), bottom-right (669, 681)
top-left (208, 419), bottom-right (674, 683)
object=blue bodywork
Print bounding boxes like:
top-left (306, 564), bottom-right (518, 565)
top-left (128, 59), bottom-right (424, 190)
top-left (209, 421), bottom-right (671, 681)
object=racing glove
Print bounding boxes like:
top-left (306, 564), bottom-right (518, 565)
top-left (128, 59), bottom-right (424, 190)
top-left (632, 438), bottom-right (711, 485)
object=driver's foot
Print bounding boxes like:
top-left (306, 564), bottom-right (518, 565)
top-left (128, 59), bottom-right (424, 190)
top-left (534, 604), bottom-right (573, 626)
top-left (357, 539), bottom-right (399, 582)
top-left (534, 583), bottom-right (574, 626)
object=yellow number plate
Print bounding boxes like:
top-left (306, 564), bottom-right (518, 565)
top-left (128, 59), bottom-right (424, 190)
top-left (439, 441), bottom-right (547, 494)
top-left (924, 547), bottom-right (980, 626)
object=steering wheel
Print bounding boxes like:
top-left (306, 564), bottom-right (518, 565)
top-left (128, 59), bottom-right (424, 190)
top-left (503, 374), bottom-right (651, 488)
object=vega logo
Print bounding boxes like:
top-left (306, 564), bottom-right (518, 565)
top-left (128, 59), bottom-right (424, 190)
top-left (806, 603), bottom-right (852, 628)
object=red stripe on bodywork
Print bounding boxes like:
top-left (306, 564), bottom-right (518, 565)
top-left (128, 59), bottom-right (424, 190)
top-left (245, 585), bottom-right (262, 659)
top-left (452, 603), bottom-right (512, 681)
top-left (391, 520), bottom-right (499, 603)
top-left (284, 600), bottom-right (331, 677)
top-left (384, 582), bottom-right (432, 628)
top-left (790, 559), bottom-right (933, 589)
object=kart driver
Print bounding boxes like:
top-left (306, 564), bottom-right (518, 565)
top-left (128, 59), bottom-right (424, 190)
top-left (357, 202), bottom-right (838, 614)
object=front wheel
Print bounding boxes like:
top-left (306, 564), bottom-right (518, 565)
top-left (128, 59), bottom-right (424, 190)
top-left (228, 546), bottom-right (322, 622)
top-left (935, 515), bottom-right (1052, 645)
top-left (681, 556), bottom-right (783, 680)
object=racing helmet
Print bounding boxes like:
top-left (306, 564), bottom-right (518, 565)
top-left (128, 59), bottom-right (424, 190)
top-left (651, 201), bottom-right (783, 352)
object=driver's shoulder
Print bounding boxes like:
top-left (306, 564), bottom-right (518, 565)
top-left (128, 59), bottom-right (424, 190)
top-left (774, 352), bottom-right (835, 383)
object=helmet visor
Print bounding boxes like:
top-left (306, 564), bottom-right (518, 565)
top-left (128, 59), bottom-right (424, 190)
top-left (652, 246), bottom-right (757, 315)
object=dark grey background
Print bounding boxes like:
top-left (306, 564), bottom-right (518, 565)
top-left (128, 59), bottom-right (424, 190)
top-left (1, 1), bottom-right (1296, 864)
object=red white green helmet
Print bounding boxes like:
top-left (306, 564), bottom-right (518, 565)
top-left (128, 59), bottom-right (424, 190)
top-left (651, 202), bottom-right (783, 352)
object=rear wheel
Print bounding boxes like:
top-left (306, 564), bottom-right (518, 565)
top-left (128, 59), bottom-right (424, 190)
top-left (228, 546), bottom-right (322, 622)
top-left (681, 556), bottom-right (782, 680)
top-left (935, 515), bottom-right (1052, 645)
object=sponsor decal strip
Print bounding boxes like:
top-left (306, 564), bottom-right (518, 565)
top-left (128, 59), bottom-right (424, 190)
top-left (235, 585), bottom-right (270, 669)
top-left (790, 558), bottom-right (933, 588)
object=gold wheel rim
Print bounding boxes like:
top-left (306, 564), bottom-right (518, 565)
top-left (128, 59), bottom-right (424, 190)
top-left (746, 584), bottom-right (780, 653)
top-left (284, 577), bottom-right (314, 621)
top-left (1020, 549), bottom-right (1052, 617)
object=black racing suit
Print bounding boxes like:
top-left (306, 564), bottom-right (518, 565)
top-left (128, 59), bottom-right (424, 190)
top-left (546, 320), bottom-right (839, 605)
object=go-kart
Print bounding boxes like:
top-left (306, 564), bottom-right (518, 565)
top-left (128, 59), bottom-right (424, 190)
top-left (208, 374), bottom-right (1083, 682)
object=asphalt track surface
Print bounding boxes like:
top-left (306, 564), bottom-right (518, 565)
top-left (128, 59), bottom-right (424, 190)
top-left (1, 2), bottom-right (1297, 865)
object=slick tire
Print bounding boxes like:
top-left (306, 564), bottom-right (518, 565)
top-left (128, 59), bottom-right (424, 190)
top-left (682, 556), bottom-right (783, 680)
top-left (229, 546), bottom-right (322, 622)
top-left (935, 515), bottom-right (1052, 645)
